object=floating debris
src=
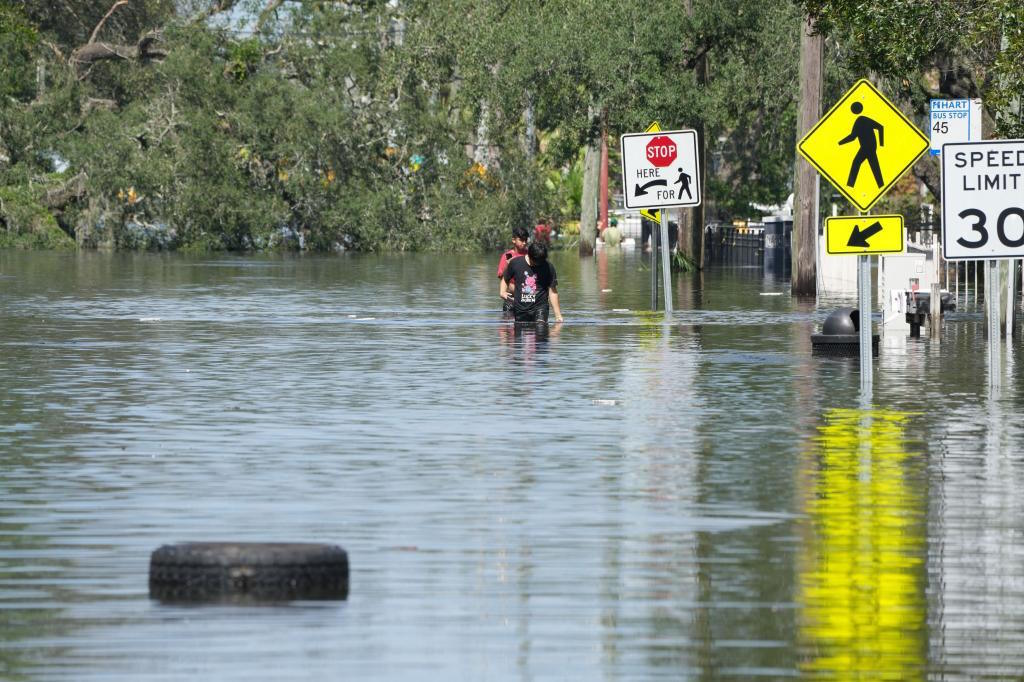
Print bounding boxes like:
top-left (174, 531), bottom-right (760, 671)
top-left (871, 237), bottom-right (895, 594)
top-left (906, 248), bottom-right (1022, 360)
top-left (592, 399), bottom-right (620, 406)
top-left (601, 289), bottom-right (613, 293)
top-left (760, 292), bottom-right (784, 296)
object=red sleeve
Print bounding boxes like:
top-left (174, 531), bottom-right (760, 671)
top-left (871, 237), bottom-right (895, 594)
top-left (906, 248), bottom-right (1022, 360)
top-left (497, 251), bottom-right (510, 278)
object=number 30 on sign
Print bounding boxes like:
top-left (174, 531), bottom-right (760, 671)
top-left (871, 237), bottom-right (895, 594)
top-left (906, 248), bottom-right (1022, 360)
top-left (942, 139), bottom-right (1024, 261)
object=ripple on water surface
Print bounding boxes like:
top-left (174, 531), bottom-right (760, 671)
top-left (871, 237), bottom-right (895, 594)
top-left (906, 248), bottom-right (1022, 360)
top-left (2, 250), bottom-right (1024, 679)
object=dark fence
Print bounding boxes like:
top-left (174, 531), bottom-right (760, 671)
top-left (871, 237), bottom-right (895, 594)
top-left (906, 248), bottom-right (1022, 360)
top-left (705, 218), bottom-right (791, 277)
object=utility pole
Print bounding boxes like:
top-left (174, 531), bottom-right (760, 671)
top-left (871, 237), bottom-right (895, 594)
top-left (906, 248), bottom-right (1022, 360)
top-left (678, 0), bottom-right (707, 268)
top-left (792, 14), bottom-right (822, 296)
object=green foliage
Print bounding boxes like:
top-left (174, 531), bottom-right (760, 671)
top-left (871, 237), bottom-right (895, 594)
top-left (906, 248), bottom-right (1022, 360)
top-left (671, 249), bottom-right (697, 273)
top-left (0, 3), bottom-right (38, 101)
top-left (801, 0), bottom-right (1024, 138)
top-left (0, 186), bottom-right (74, 249)
top-left (1, 0), bottom-right (804, 252)
top-left (544, 147), bottom-right (585, 224)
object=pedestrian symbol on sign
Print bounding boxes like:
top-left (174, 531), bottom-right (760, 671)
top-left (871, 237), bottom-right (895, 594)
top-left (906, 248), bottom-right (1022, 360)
top-left (838, 102), bottom-right (884, 188)
top-left (674, 168), bottom-right (692, 200)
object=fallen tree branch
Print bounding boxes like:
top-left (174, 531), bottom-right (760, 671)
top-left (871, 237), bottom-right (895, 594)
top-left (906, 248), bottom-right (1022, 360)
top-left (70, 31), bottom-right (166, 77)
top-left (258, 0), bottom-right (284, 30)
top-left (84, 97), bottom-right (118, 112)
top-left (89, 0), bottom-right (129, 45)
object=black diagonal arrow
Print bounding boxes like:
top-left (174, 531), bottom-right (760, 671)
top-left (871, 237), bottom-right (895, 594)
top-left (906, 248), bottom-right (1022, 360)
top-left (634, 179), bottom-right (668, 196)
top-left (847, 220), bottom-right (884, 248)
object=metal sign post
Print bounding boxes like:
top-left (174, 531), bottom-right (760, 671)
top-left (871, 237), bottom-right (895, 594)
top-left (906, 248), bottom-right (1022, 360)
top-left (650, 216), bottom-right (659, 311)
top-left (660, 212), bottom-right (673, 315)
top-left (989, 260), bottom-right (1002, 388)
top-left (859, 255), bottom-right (872, 389)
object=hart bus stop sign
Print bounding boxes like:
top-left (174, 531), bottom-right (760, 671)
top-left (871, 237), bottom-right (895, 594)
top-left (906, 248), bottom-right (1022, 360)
top-left (620, 129), bottom-right (701, 209)
top-left (798, 79), bottom-right (929, 211)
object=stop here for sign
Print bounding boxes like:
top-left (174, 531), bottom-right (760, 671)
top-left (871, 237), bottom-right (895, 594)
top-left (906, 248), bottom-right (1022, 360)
top-left (620, 129), bottom-right (701, 209)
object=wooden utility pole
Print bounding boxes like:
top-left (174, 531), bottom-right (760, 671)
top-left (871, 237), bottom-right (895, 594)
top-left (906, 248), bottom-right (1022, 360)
top-left (792, 14), bottom-right (822, 296)
top-left (678, 0), bottom-right (707, 269)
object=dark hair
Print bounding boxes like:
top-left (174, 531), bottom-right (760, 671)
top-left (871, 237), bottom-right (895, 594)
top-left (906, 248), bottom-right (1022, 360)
top-left (528, 240), bottom-right (548, 263)
top-left (512, 226), bottom-right (530, 241)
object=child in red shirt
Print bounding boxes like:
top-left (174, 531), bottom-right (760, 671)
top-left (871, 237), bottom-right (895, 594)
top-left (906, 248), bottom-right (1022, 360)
top-left (497, 226), bottom-right (529, 314)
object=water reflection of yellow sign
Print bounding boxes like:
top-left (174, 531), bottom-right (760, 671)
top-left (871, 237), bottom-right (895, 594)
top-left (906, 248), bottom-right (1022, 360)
top-left (798, 80), bottom-right (929, 211)
top-left (798, 408), bottom-right (926, 678)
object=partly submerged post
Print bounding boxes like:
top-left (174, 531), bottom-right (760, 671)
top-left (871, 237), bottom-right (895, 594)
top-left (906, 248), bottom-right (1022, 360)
top-left (858, 254), bottom-right (872, 390)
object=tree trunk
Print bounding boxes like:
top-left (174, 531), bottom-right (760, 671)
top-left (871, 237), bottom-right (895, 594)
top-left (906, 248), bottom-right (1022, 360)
top-left (473, 100), bottom-right (490, 167)
top-left (792, 14), bottom-right (822, 297)
top-left (598, 113), bottom-right (609, 233)
top-left (580, 135), bottom-right (600, 256)
top-left (524, 94), bottom-right (537, 225)
top-left (524, 93), bottom-right (536, 159)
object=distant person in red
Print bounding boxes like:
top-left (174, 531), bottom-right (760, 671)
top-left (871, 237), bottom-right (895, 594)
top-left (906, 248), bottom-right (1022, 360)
top-left (533, 220), bottom-right (552, 245)
top-left (497, 226), bottom-right (529, 315)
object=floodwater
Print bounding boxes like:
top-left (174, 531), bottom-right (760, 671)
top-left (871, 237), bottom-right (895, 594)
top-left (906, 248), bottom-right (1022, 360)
top-left (2, 248), bottom-right (1023, 680)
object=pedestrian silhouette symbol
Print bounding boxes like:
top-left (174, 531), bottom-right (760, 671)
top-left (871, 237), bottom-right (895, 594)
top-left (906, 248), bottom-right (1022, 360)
top-left (674, 168), bottom-right (692, 200)
top-left (838, 102), bottom-right (884, 188)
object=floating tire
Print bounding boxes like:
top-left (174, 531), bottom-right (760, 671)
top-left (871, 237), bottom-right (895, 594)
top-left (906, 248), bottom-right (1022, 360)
top-left (149, 542), bottom-right (349, 602)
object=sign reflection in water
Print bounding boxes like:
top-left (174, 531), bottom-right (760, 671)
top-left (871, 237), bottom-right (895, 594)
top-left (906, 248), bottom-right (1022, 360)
top-left (799, 408), bottom-right (926, 677)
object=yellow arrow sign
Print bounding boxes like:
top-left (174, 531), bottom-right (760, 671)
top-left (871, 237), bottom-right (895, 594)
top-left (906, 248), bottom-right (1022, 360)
top-left (798, 80), bottom-right (928, 212)
top-left (825, 214), bottom-right (905, 255)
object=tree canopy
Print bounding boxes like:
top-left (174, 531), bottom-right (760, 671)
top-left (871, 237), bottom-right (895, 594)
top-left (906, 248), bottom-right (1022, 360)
top-left (0, 1), bottom-right (1019, 251)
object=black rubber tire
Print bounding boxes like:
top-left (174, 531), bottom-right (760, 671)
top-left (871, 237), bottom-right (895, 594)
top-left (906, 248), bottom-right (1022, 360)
top-left (149, 542), bottom-right (349, 602)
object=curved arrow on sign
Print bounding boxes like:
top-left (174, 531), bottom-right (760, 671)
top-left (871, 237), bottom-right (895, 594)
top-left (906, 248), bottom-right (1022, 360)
top-left (634, 179), bottom-right (668, 196)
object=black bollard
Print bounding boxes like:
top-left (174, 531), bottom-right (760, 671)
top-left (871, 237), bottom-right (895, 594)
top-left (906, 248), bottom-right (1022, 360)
top-left (811, 307), bottom-right (879, 357)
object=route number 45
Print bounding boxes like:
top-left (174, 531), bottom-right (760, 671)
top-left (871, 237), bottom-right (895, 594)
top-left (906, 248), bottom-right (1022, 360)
top-left (932, 121), bottom-right (949, 134)
top-left (955, 207), bottom-right (1024, 249)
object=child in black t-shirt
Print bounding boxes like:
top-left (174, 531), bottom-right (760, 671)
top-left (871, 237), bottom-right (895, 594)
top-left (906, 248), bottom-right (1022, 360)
top-left (499, 241), bottom-right (564, 323)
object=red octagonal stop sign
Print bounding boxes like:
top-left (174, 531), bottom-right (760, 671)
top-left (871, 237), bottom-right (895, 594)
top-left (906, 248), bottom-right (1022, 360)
top-left (645, 135), bottom-right (677, 167)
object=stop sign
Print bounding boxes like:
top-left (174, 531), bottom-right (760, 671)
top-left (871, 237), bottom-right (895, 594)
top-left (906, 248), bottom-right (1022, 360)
top-left (645, 135), bottom-right (677, 167)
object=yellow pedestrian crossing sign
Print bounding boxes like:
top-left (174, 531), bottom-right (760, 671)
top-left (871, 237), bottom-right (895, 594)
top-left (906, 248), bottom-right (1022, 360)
top-left (798, 80), bottom-right (928, 211)
top-left (825, 214), bottom-right (905, 255)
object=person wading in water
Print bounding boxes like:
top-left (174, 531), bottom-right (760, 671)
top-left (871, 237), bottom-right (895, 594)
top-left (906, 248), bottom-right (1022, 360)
top-left (499, 241), bottom-right (564, 324)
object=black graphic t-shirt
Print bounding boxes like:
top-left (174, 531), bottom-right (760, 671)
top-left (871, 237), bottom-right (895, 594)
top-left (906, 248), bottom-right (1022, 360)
top-left (503, 256), bottom-right (557, 314)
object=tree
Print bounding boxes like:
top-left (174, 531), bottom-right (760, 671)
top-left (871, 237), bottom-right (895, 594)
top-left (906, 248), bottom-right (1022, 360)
top-left (800, 0), bottom-right (1024, 200)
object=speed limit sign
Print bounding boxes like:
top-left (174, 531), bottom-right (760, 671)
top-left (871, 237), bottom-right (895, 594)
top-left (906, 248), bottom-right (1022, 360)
top-left (942, 139), bottom-right (1024, 260)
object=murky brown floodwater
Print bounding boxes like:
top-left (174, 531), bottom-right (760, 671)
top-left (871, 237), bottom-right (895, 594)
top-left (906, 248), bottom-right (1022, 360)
top-left (2, 248), bottom-right (1024, 680)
